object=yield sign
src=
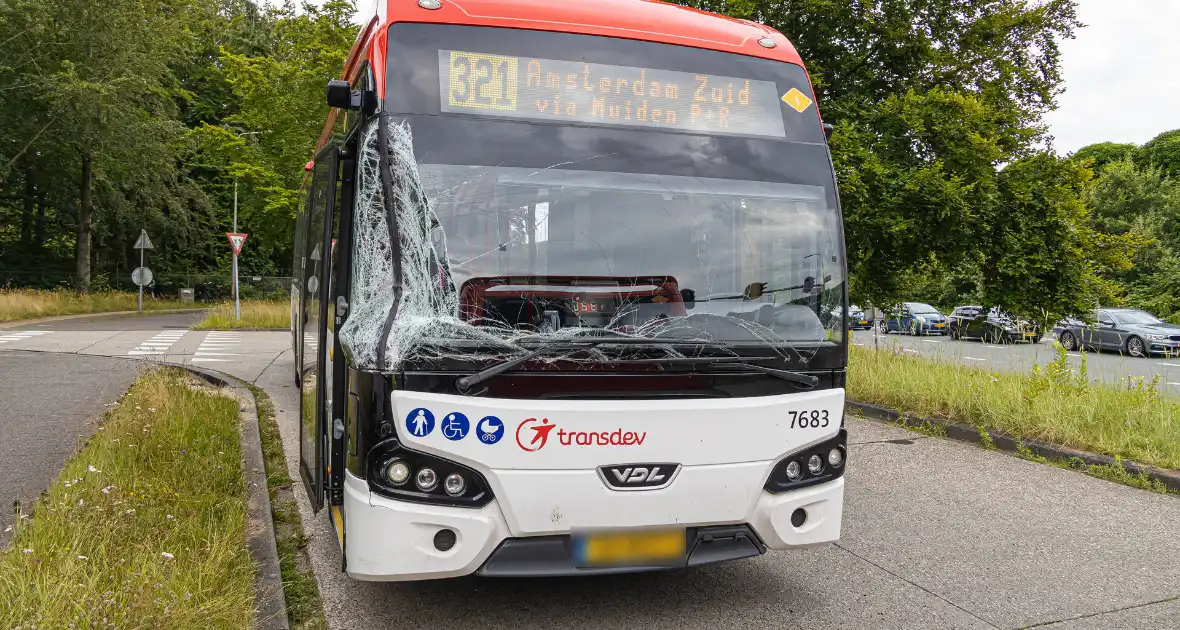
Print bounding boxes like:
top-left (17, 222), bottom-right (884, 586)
top-left (133, 229), bottom-right (153, 249)
top-left (226, 232), bottom-right (248, 255)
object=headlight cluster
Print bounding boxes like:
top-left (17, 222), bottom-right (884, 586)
top-left (367, 439), bottom-right (492, 507)
top-left (764, 429), bottom-right (847, 493)
top-left (1147, 334), bottom-right (1168, 341)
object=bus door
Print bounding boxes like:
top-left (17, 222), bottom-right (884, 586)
top-left (300, 146), bottom-right (339, 513)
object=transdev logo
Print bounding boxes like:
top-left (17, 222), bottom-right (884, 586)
top-left (515, 418), bottom-right (647, 452)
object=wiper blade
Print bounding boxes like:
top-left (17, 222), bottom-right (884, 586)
top-left (515, 334), bottom-right (710, 347)
top-left (455, 337), bottom-right (709, 393)
top-left (697, 359), bottom-right (819, 388)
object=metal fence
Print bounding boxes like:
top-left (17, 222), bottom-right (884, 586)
top-left (1, 268), bottom-right (292, 303)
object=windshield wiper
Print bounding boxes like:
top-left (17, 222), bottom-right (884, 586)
top-left (454, 337), bottom-right (709, 393)
top-left (695, 357), bottom-right (819, 388)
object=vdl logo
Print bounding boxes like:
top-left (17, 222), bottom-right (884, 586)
top-left (597, 463), bottom-right (681, 490)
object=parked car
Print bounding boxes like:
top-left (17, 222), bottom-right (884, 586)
top-left (1051, 316), bottom-right (1086, 338)
top-left (1056, 308), bottom-right (1180, 357)
top-left (948, 306), bottom-right (1041, 343)
top-left (946, 305), bottom-right (983, 338)
top-left (878, 302), bottom-right (948, 335)
top-left (848, 304), bottom-right (873, 330)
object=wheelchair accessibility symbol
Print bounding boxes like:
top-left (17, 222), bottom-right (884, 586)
top-left (441, 412), bottom-right (470, 441)
top-left (477, 416), bottom-right (505, 444)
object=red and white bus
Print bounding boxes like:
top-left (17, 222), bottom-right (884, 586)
top-left (292, 0), bottom-right (848, 581)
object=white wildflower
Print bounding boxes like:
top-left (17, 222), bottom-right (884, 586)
top-left (87, 465), bottom-right (99, 473)
top-left (77, 499), bottom-right (84, 507)
top-left (101, 485), bottom-right (115, 494)
top-left (161, 552), bottom-right (174, 560)
top-left (166, 514), bottom-right (173, 520)
top-left (125, 509), bottom-right (135, 515)
top-left (22, 549), bottom-right (32, 554)
top-left (77, 555), bottom-right (88, 561)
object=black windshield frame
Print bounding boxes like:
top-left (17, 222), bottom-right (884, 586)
top-left (377, 22), bottom-right (848, 373)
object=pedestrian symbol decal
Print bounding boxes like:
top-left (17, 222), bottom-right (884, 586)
top-left (477, 416), bottom-right (505, 444)
top-left (406, 408), bottom-right (435, 437)
top-left (441, 412), bottom-right (470, 441)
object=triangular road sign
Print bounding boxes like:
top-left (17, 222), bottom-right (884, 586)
top-left (133, 229), bottom-right (153, 249)
top-left (226, 232), bottom-right (248, 256)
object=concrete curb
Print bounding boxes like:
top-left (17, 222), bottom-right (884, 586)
top-left (846, 400), bottom-right (1180, 493)
top-left (178, 364), bottom-right (290, 630)
top-left (0, 308), bottom-right (207, 329)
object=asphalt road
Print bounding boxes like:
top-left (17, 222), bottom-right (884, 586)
top-left (3, 313), bottom-right (1180, 628)
top-left (852, 328), bottom-right (1180, 391)
top-left (0, 351), bottom-right (140, 544)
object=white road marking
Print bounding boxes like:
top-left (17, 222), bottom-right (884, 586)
top-left (127, 331), bottom-right (186, 356)
top-left (1066, 353), bottom-right (1081, 357)
top-left (192, 332), bottom-right (241, 362)
top-left (903, 349), bottom-right (919, 354)
top-left (924, 339), bottom-right (943, 344)
top-left (1158, 363), bottom-right (1180, 368)
top-left (1169, 382), bottom-right (1180, 387)
top-left (964, 357), bottom-right (986, 361)
top-left (986, 345), bottom-right (1003, 349)
top-left (0, 331), bottom-right (50, 344)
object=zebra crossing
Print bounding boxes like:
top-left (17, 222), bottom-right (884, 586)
top-left (0, 330), bottom-right (49, 344)
top-left (191, 332), bottom-right (242, 363)
top-left (127, 330), bottom-right (187, 356)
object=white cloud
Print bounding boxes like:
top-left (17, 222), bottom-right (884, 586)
top-left (1043, 0), bottom-right (1180, 155)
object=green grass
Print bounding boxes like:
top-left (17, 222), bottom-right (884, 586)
top-left (0, 288), bottom-right (189, 322)
top-left (0, 369), bottom-right (255, 629)
top-left (848, 343), bottom-right (1180, 470)
top-left (247, 384), bottom-right (328, 630)
top-left (195, 299), bottom-right (289, 330)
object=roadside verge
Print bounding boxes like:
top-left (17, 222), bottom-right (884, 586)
top-left (0, 369), bottom-right (276, 628)
top-left (848, 343), bottom-right (1180, 493)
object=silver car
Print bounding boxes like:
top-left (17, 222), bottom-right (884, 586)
top-left (1056, 308), bottom-right (1180, 358)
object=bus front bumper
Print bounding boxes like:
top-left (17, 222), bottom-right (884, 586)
top-left (340, 471), bottom-right (844, 581)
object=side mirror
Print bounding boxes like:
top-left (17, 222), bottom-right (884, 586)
top-left (680, 288), bottom-right (696, 309)
top-left (327, 79), bottom-right (360, 110)
top-left (822, 122), bottom-right (834, 140)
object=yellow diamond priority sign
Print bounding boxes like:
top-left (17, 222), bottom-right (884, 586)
top-left (782, 88), bottom-right (813, 113)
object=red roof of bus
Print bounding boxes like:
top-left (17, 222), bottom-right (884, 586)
top-left (383, 0), bottom-right (803, 66)
top-left (316, 0), bottom-right (811, 155)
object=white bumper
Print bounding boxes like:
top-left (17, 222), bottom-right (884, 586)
top-left (342, 388), bottom-right (846, 581)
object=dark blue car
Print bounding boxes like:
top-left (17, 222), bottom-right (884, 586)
top-left (878, 302), bottom-right (948, 335)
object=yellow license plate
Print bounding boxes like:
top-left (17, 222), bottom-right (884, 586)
top-left (1023, 332), bottom-right (1036, 337)
top-left (574, 529), bottom-right (686, 567)
top-left (935, 323), bottom-right (945, 328)
top-left (859, 320), bottom-right (869, 325)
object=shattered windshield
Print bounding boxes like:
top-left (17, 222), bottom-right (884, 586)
top-left (425, 164), bottom-right (840, 341)
top-left (337, 24), bottom-right (847, 372)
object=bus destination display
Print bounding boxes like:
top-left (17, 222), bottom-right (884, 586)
top-left (439, 50), bottom-right (788, 138)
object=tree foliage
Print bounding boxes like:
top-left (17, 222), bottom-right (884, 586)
top-left (0, 0), bottom-right (1174, 325)
top-left (0, 0), bottom-right (356, 294)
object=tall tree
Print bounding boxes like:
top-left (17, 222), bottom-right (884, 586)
top-left (1072, 142), bottom-right (1139, 174)
top-left (680, 0), bottom-right (1084, 309)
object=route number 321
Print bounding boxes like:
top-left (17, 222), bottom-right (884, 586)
top-left (788, 409), bottom-right (830, 428)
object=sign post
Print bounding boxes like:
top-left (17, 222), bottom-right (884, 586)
top-left (226, 232), bottom-right (248, 320)
top-left (132, 229), bottom-right (154, 312)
